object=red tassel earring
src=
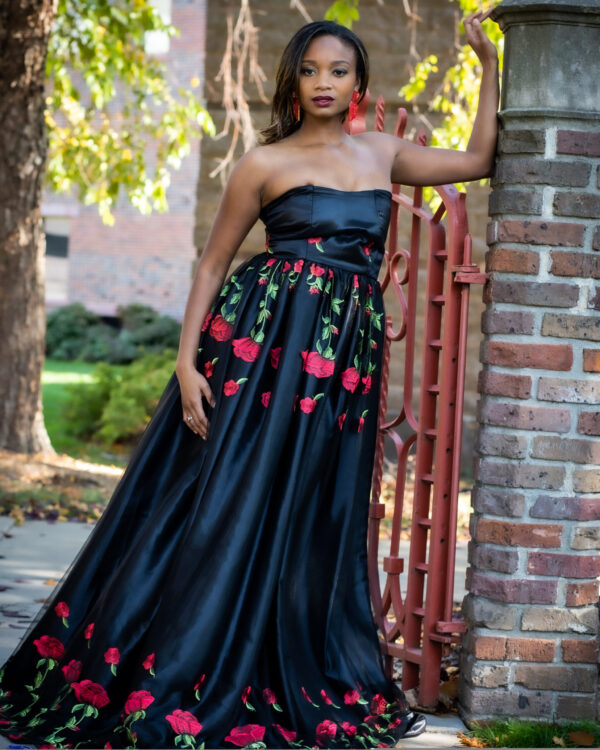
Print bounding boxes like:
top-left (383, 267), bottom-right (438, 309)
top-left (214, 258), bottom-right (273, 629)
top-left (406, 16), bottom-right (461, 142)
top-left (348, 90), bottom-right (360, 121)
top-left (292, 94), bottom-right (300, 121)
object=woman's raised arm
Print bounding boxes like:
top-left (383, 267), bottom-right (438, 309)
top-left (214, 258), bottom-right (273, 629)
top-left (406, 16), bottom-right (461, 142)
top-left (382, 11), bottom-right (500, 187)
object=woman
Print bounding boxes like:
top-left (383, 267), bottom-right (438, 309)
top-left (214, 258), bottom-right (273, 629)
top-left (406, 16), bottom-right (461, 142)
top-left (0, 16), bottom-right (498, 750)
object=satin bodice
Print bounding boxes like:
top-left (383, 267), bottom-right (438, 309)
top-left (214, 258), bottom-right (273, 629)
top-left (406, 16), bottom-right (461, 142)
top-left (259, 185), bottom-right (392, 280)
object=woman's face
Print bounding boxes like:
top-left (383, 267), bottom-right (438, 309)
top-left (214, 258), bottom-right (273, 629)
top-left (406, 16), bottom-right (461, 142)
top-left (297, 34), bottom-right (359, 121)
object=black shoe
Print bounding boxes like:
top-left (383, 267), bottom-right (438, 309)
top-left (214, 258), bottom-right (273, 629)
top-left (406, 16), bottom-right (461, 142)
top-left (401, 711), bottom-right (428, 738)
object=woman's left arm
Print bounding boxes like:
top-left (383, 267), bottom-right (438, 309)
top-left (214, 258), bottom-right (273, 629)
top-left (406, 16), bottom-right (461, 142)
top-left (387, 11), bottom-right (500, 187)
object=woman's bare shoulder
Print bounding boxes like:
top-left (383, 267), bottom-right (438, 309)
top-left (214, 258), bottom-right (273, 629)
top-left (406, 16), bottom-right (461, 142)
top-left (353, 130), bottom-right (401, 158)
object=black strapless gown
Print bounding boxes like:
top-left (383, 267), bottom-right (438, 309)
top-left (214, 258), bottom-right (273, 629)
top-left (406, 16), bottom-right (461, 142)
top-left (0, 186), bottom-right (426, 749)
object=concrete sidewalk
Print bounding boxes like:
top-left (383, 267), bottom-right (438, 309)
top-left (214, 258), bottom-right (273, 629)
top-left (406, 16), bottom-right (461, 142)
top-left (0, 518), bottom-right (468, 748)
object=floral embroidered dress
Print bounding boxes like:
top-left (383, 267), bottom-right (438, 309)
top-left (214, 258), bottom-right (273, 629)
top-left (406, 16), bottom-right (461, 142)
top-left (0, 185), bottom-right (425, 749)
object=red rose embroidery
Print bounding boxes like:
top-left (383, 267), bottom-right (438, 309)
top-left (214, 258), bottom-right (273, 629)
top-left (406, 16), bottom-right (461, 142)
top-left (301, 686), bottom-right (314, 704)
top-left (258, 278), bottom-right (267, 285)
top-left (84, 622), bottom-right (94, 639)
top-left (201, 312), bottom-right (213, 332)
top-left (361, 375), bottom-right (372, 394)
top-left (71, 680), bottom-right (110, 708)
top-left (309, 263), bottom-right (325, 276)
top-left (344, 689), bottom-right (360, 704)
top-left (341, 367), bottom-right (360, 392)
top-left (61, 659), bottom-right (82, 683)
top-left (337, 413), bottom-right (346, 430)
top-left (320, 689), bottom-right (333, 704)
top-left (33, 635), bottom-right (64, 660)
top-left (315, 719), bottom-right (337, 743)
top-left (54, 601), bottom-right (69, 618)
top-left (301, 350), bottom-right (335, 377)
top-left (294, 259), bottom-right (304, 272)
top-left (358, 409), bottom-right (367, 432)
top-left (142, 653), bottom-right (155, 670)
top-left (341, 721), bottom-right (357, 737)
top-left (224, 724), bottom-right (265, 746)
top-left (353, 274), bottom-right (359, 288)
top-left (104, 648), bottom-right (120, 664)
top-left (282, 261), bottom-right (291, 272)
top-left (308, 237), bottom-right (322, 244)
top-left (266, 258), bottom-right (277, 266)
top-left (274, 724), bottom-right (297, 742)
top-left (327, 268), bottom-right (334, 279)
top-left (309, 287), bottom-right (319, 295)
top-left (363, 241), bottom-right (374, 256)
top-left (204, 361), bottom-right (214, 378)
top-left (368, 283), bottom-right (373, 295)
top-left (261, 391), bottom-right (271, 407)
top-left (370, 693), bottom-right (387, 715)
top-left (232, 337), bottom-right (261, 362)
top-left (209, 315), bottom-right (234, 342)
top-left (300, 397), bottom-right (317, 414)
top-left (224, 378), bottom-right (247, 395)
top-left (125, 690), bottom-right (155, 714)
top-left (194, 674), bottom-right (206, 691)
top-left (270, 346), bottom-right (281, 368)
top-left (241, 686), bottom-right (251, 704)
top-left (165, 709), bottom-right (203, 737)
top-left (262, 688), bottom-right (277, 704)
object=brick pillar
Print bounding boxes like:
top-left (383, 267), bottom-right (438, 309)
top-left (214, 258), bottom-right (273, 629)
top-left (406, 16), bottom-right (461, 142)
top-left (459, 0), bottom-right (600, 723)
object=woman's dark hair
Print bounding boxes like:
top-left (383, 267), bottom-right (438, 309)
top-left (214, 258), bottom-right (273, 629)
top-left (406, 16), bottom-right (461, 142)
top-left (259, 21), bottom-right (369, 145)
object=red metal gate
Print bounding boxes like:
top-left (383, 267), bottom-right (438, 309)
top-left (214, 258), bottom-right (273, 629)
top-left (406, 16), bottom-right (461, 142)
top-left (348, 92), bottom-right (486, 708)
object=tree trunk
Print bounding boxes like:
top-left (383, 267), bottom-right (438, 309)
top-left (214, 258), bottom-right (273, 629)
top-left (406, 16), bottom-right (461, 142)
top-left (0, 0), bottom-right (56, 453)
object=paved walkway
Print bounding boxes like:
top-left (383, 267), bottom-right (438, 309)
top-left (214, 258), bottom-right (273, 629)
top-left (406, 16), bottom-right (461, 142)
top-left (0, 518), bottom-right (468, 748)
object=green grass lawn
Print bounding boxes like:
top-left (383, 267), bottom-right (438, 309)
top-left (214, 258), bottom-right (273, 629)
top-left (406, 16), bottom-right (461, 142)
top-left (42, 357), bottom-right (127, 466)
top-left (466, 718), bottom-right (600, 748)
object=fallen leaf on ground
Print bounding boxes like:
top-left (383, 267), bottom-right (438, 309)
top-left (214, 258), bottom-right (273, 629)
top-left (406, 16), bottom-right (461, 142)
top-left (457, 731), bottom-right (487, 747)
top-left (567, 731), bottom-right (595, 747)
top-left (552, 737), bottom-right (566, 747)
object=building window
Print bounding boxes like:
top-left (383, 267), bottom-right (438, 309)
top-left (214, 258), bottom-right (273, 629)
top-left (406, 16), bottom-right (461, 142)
top-left (44, 217), bottom-right (70, 304)
top-left (144, 0), bottom-right (172, 56)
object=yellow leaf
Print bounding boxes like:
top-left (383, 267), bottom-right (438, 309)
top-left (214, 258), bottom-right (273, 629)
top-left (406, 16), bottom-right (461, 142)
top-left (457, 731), bottom-right (488, 747)
top-left (567, 731), bottom-right (595, 747)
top-left (552, 737), bottom-right (566, 747)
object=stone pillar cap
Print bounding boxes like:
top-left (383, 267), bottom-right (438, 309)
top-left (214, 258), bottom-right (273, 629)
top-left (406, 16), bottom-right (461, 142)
top-left (492, 0), bottom-right (600, 29)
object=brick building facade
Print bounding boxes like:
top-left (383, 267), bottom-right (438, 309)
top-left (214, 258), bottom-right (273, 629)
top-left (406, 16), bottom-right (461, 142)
top-left (42, 0), bottom-right (207, 320)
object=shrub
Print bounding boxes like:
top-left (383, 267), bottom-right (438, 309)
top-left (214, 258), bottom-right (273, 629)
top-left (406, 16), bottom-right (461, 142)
top-left (46, 303), bottom-right (108, 360)
top-left (63, 349), bottom-right (177, 446)
top-left (46, 301), bottom-right (182, 363)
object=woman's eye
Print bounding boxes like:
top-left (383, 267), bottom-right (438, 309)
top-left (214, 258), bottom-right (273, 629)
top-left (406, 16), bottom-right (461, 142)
top-left (333, 69), bottom-right (348, 76)
top-left (300, 67), bottom-right (314, 76)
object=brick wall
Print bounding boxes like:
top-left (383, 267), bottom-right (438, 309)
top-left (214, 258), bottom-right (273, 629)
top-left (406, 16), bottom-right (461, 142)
top-left (460, 0), bottom-right (600, 723)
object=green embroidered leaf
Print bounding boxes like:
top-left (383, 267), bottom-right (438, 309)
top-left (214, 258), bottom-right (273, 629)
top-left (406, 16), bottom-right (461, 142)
top-left (316, 340), bottom-right (323, 355)
top-left (253, 331), bottom-right (264, 344)
top-left (36, 658), bottom-right (45, 668)
top-left (323, 347), bottom-right (334, 359)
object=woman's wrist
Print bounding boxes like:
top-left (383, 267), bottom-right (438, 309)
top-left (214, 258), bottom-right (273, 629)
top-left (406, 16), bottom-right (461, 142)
top-left (175, 357), bottom-right (197, 375)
